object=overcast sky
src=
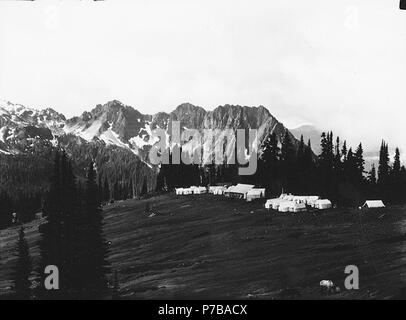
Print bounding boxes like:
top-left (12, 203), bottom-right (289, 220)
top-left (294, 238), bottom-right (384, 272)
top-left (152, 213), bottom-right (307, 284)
top-left (0, 0), bottom-right (405, 155)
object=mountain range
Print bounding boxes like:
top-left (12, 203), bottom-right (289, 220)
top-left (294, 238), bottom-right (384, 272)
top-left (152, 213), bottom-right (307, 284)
top-left (0, 99), bottom-right (305, 163)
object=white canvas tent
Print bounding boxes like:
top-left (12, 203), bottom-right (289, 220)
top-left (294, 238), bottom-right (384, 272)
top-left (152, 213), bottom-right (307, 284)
top-left (246, 188), bottom-right (265, 201)
top-left (278, 202), bottom-right (293, 212)
top-left (225, 184), bottom-right (254, 199)
top-left (360, 200), bottom-right (385, 209)
top-left (265, 198), bottom-right (279, 209)
top-left (289, 202), bottom-right (307, 212)
top-left (182, 187), bottom-right (194, 195)
top-left (307, 196), bottom-right (320, 207)
top-left (265, 198), bottom-right (289, 210)
top-left (315, 199), bottom-right (332, 210)
top-left (214, 187), bottom-right (226, 195)
top-left (175, 188), bottom-right (184, 195)
top-left (192, 186), bottom-right (207, 194)
top-left (209, 186), bottom-right (226, 195)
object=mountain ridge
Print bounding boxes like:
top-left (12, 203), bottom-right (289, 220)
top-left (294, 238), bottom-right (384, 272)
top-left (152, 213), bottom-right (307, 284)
top-left (0, 99), bottom-right (307, 163)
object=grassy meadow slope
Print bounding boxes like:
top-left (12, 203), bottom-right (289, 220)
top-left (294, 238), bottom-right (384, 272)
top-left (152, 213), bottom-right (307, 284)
top-left (1, 194), bottom-right (406, 299)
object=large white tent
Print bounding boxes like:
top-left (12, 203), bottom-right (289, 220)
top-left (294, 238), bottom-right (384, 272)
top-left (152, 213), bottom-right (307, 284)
top-left (265, 198), bottom-right (289, 210)
top-left (315, 199), bottom-right (332, 210)
top-left (361, 200), bottom-right (385, 209)
top-left (246, 188), bottom-right (265, 201)
top-left (225, 184), bottom-right (254, 199)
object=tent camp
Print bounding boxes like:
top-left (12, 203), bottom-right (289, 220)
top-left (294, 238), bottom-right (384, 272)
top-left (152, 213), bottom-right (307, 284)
top-left (225, 184), bottom-right (254, 199)
top-left (360, 200), bottom-right (385, 209)
top-left (315, 199), bottom-right (332, 210)
top-left (246, 188), bottom-right (266, 201)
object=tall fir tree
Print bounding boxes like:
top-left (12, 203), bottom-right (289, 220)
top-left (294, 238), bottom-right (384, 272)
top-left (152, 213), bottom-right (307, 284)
top-left (280, 130), bottom-right (295, 192)
top-left (259, 132), bottom-right (280, 195)
top-left (368, 164), bottom-right (377, 185)
top-left (79, 161), bottom-right (109, 298)
top-left (12, 227), bottom-right (32, 299)
top-left (378, 140), bottom-right (390, 184)
top-left (354, 143), bottom-right (365, 184)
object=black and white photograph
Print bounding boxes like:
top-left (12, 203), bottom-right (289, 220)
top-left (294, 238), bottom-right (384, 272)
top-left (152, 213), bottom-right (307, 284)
top-left (0, 0), bottom-right (406, 306)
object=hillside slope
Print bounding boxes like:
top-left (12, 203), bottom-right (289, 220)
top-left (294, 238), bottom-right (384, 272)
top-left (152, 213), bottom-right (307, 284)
top-left (1, 194), bottom-right (406, 299)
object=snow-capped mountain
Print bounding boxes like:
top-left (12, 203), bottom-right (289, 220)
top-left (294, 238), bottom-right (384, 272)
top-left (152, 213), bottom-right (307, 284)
top-left (0, 99), bottom-right (305, 162)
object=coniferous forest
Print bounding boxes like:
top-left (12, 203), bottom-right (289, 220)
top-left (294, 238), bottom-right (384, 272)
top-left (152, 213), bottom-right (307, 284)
top-left (157, 130), bottom-right (406, 206)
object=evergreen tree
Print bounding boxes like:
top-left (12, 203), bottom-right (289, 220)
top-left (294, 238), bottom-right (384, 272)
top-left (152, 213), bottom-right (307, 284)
top-left (318, 132), bottom-right (335, 199)
top-left (378, 140), bottom-right (390, 184)
top-left (368, 164), bottom-right (377, 185)
top-left (280, 130), bottom-right (295, 192)
top-left (354, 143), bottom-right (365, 183)
top-left (260, 132), bottom-right (280, 194)
top-left (393, 147), bottom-right (401, 173)
top-left (12, 227), bottom-right (32, 299)
top-left (390, 147), bottom-right (403, 203)
top-left (341, 140), bottom-right (348, 163)
top-left (78, 161), bottom-right (108, 298)
top-left (38, 149), bottom-right (80, 298)
top-left (38, 150), bottom-right (64, 299)
top-left (303, 139), bottom-right (315, 194)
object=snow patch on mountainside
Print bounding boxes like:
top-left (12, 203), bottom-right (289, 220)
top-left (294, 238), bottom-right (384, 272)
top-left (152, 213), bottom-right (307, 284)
top-left (99, 128), bottom-right (129, 149)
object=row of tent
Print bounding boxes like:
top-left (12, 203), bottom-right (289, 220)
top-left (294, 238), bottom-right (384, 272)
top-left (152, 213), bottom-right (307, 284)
top-left (175, 186), bottom-right (386, 211)
top-left (265, 194), bottom-right (333, 212)
top-left (175, 184), bottom-right (266, 201)
top-left (265, 194), bottom-right (386, 212)
top-left (175, 186), bottom-right (208, 195)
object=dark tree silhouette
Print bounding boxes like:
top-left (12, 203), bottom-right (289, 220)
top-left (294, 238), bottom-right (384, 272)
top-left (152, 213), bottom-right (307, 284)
top-left (77, 161), bottom-right (109, 299)
top-left (12, 227), bottom-right (32, 300)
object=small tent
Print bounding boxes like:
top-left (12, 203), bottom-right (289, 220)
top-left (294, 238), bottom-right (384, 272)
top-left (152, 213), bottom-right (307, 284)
top-left (265, 198), bottom-right (281, 209)
top-left (361, 200), bottom-right (385, 209)
top-left (175, 188), bottom-right (184, 195)
top-left (315, 199), bottom-right (332, 210)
